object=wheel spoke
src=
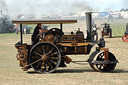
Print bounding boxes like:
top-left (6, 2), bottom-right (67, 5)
top-left (42, 45), bottom-right (45, 54)
top-left (99, 65), bottom-right (103, 69)
top-left (47, 48), bottom-right (54, 55)
top-left (50, 51), bottom-right (57, 56)
top-left (37, 47), bottom-right (42, 54)
top-left (50, 57), bottom-right (58, 60)
top-left (31, 59), bottom-right (42, 65)
top-left (101, 53), bottom-right (104, 56)
top-left (36, 61), bottom-right (42, 69)
top-left (99, 54), bottom-right (104, 59)
top-left (32, 56), bottom-right (40, 58)
top-left (41, 62), bottom-right (45, 70)
top-left (34, 51), bottom-right (42, 57)
top-left (47, 60), bottom-right (53, 69)
top-left (49, 60), bottom-right (57, 65)
top-left (46, 45), bottom-right (50, 53)
top-left (98, 53), bottom-right (104, 60)
top-left (46, 64), bottom-right (49, 71)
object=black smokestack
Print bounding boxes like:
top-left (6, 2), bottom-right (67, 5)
top-left (86, 12), bottom-right (92, 41)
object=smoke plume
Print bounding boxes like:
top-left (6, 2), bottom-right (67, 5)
top-left (4, 0), bottom-right (93, 18)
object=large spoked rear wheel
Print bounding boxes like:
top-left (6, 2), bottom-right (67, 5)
top-left (89, 51), bottom-right (117, 72)
top-left (29, 42), bottom-right (61, 73)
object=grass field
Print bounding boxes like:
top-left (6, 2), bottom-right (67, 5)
top-left (0, 19), bottom-right (128, 85)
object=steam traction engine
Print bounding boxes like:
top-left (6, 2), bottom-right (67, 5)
top-left (101, 23), bottom-right (112, 38)
top-left (0, 10), bottom-right (14, 33)
top-left (13, 13), bottom-right (118, 73)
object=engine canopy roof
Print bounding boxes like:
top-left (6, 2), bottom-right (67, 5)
top-left (12, 19), bottom-right (77, 24)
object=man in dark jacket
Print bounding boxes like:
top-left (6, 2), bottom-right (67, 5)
top-left (31, 24), bottom-right (42, 45)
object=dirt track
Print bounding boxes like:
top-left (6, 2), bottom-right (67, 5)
top-left (0, 19), bottom-right (128, 85)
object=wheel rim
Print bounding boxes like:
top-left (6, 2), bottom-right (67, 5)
top-left (89, 51), bottom-right (99, 71)
top-left (93, 52), bottom-right (116, 72)
top-left (122, 35), bottom-right (128, 42)
top-left (29, 42), bottom-right (61, 73)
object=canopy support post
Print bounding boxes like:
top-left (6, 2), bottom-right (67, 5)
top-left (60, 23), bottom-right (62, 36)
top-left (20, 24), bottom-right (23, 45)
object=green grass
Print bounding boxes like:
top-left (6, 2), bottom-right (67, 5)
top-left (111, 23), bottom-right (125, 36)
top-left (0, 33), bottom-right (16, 39)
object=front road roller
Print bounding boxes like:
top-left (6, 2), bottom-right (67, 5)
top-left (88, 48), bottom-right (118, 72)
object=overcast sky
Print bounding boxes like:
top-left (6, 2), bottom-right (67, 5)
top-left (1, 0), bottom-right (127, 16)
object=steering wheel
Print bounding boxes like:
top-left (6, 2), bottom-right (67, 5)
top-left (47, 28), bottom-right (64, 36)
